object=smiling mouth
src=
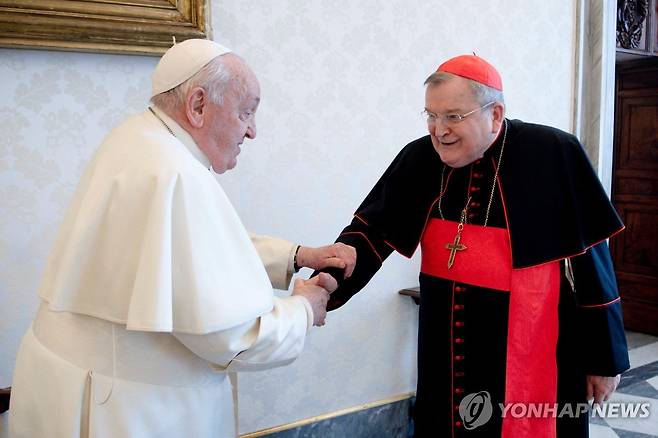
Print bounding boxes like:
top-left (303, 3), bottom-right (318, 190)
top-left (441, 140), bottom-right (458, 147)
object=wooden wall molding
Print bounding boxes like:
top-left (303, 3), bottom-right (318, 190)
top-left (0, 0), bottom-right (210, 56)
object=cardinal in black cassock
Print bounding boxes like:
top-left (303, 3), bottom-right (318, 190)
top-left (319, 55), bottom-right (629, 438)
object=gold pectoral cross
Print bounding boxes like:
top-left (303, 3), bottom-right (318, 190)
top-left (445, 225), bottom-right (467, 269)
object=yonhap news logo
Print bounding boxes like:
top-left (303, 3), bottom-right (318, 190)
top-left (458, 391), bottom-right (493, 430)
top-left (457, 391), bottom-right (651, 430)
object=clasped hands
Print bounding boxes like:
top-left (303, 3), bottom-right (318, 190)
top-left (287, 245), bottom-right (625, 401)
top-left (291, 243), bottom-right (356, 326)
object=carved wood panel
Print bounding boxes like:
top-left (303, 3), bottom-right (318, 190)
top-left (655, 0), bottom-right (658, 54)
top-left (613, 203), bottom-right (658, 277)
top-left (612, 57), bottom-right (658, 335)
top-left (617, 0), bottom-right (650, 50)
top-left (616, 0), bottom-right (658, 59)
top-left (0, 0), bottom-right (210, 56)
top-left (617, 97), bottom-right (658, 171)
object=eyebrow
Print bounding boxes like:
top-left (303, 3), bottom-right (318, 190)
top-left (424, 107), bottom-right (462, 114)
top-left (243, 97), bottom-right (260, 110)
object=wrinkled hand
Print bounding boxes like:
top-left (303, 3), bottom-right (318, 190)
top-left (296, 243), bottom-right (357, 279)
top-left (587, 374), bottom-right (621, 404)
top-left (292, 273), bottom-right (337, 326)
top-left (306, 271), bottom-right (339, 293)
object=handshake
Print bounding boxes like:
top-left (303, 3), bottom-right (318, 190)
top-left (290, 242), bottom-right (356, 326)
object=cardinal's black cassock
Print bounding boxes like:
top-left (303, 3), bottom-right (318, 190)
top-left (322, 119), bottom-right (629, 438)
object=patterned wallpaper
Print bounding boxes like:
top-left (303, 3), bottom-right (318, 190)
top-left (216, 1), bottom-right (576, 432)
top-left (0, 49), bottom-right (157, 378)
top-left (0, 0), bottom-right (576, 434)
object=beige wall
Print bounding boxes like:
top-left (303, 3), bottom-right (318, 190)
top-left (0, 0), bottom-right (576, 434)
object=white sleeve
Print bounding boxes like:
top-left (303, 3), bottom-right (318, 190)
top-left (249, 233), bottom-right (297, 290)
top-left (173, 295), bottom-right (314, 372)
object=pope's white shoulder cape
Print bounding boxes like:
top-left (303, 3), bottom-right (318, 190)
top-left (39, 110), bottom-right (274, 334)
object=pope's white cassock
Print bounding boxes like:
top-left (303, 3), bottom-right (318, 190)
top-left (8, 106), bottom-right (313, 438)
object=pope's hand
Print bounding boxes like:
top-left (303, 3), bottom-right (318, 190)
top-left (296, 243), bottom-right (357, 279)
top-left (586, 374), bottom-right (621, 404)
top-left (306, 271), bottom-right (338, 293)
top-left (292, 273), bottom-right (337, 326)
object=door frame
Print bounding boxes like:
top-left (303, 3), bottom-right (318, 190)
top-left (572, 0), bottom-right (617, 194)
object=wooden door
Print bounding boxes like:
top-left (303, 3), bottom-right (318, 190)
top-left (612, 57), bottom-right (658, 335)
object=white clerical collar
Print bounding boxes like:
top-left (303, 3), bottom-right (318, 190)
top-left (149, 105), bottom-right (212, 170)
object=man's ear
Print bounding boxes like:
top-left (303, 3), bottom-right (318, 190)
top-left (491, 102), bottom-right (505, 134)
top-left (185, 87), bottom-right (207, 129)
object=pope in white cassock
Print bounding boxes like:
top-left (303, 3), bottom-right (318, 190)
top-left (8, 39), bottom-right (356, 438)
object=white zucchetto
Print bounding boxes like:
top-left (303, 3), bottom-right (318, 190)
top-left (151, 39), bottom-right (232, 98)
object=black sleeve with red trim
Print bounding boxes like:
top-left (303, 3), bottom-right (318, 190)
top-left (320, 217), bottom-right (394, 311)
top-left (567, 241), bottom-right (630, 376)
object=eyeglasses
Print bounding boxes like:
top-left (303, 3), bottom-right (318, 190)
top-left (423, 101), bottom-right (495, 126)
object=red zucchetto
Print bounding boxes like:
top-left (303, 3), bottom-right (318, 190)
top-left (437, 54), bottom-right (503, 91)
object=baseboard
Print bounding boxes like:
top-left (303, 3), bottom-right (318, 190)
top-left (240, 392), bottom-right (415, 438)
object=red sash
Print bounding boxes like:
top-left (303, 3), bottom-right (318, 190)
top-left (421, 219), bottom-right (560, 438)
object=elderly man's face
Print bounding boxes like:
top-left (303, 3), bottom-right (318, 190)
top-left (425, 76), bottom-right (501, 168)
top-left (197, 70), bottom-right (260, 174)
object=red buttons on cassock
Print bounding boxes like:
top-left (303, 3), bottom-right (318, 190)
top-left (454, 305), bottom-right (464, 310)
top-left (455, 321), bottom-right (464, 327)
top-left (470, 201), bottom-right (481, 208)
top-left (455, 286), bottom-right (466, 292)
top-left (473, 172), bottom-right (483, 179)
top-left (455, 337), bottom-right (464, 343)
top-left (469, 186), bottom-right (481, 193)
top-left (455, 388), bottom-right (464, 394)
top-left (455, 421), bottom-right (463, 427)
top-left (455, 371), bottom-right (465, 377)
top-left (455, 355), bottom-right (465, 361)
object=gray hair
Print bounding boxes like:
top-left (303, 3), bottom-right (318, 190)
top-left (424, 71), bottom-right (505, 106)
top-left (150, 55), bottom-right (235, 111)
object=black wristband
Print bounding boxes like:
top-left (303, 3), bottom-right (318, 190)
top-left (293, 245), bottom-right (301, 272)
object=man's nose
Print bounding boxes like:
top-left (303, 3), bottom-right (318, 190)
top-left (429, 120), bottom-right (449, 137)
top-left (246, 119), bottom-right (256, 139)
